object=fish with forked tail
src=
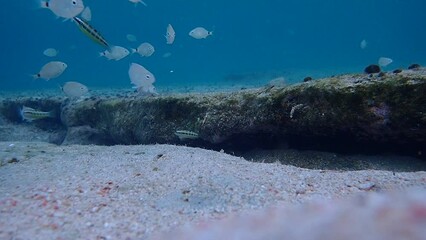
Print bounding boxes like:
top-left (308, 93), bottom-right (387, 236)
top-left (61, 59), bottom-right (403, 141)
top-left (33, 61), bottom-right (67, 80)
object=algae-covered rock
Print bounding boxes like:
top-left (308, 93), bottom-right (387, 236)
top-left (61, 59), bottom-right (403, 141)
top-left (62, 125), bottom-right (113, 145)
top-left (0, 97), bottom-right (65, 142)
top-left (56, 69), bottom-right (426, 148)
top-left (1, 69), bottom-right (425, 153)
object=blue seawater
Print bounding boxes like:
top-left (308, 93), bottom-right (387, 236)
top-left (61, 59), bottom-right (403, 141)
top-left (1, 0), bottom-right (425, 92)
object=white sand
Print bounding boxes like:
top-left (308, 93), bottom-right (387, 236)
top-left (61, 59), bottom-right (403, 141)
top-left (0, 142), bottom-right (425, 239)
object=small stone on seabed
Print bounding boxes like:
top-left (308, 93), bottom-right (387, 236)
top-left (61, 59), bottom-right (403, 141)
top-left (303, 76), bottom-right (313, 82)
top-left (364, 64), bottom-right (381, 74)
top-left (7, 157), bottom-right (19, 163)
top-left (356, 182), bottom-right (376, 191)
top-left (377, 72), bottom-right (386, 78)
top-left (408, 63), bottom-right (421, 70)
top-left (295, 186), bottom-right (307, 195)
top-left (91, 206), bottom-right (100, 213)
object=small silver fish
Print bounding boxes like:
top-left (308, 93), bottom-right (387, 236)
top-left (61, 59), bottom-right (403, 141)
top-left (19, 106), bottom-right (55, 122)
top-left (128, 63), bottom-right (156, 95)
top-left (175, 130), bottom-right (199, 140)
top-left (62, 81), bottom-right (89, 98)
top-left (100, 45), bottom-right (130, 61)
top-left (33, 61), bottom-right (67, 80)
top-left (132, 42), bottom-right (155, 57)
top-left (378, 57), bottom-right (393, 67)
top-left (43, 48), bottom-right (58, 57)
top-left (189, 27), bottom-right (212, 39)
top-left (165, 24), bottom-right (175, 44)
top-left (360, 39), bottom-right (367, 49)
top-left (126, 34), bottom-right (137, 42)
top-left (41, 0), bottom-right (85, 20)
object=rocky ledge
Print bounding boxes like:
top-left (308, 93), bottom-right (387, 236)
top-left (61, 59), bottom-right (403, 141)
top-left (1, 68), bottom-right (425, 157)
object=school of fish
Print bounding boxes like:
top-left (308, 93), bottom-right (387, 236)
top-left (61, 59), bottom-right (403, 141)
top-left (34, 0), bottom-right (215, 100)
top-left (26, 0), bottom-right (401, 142)
top-left (31, 0), bottom-right (394, 126)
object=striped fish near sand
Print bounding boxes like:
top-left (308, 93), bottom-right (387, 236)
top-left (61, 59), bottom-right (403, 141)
top-left (73, 17), bottom-right (109, 48)
top-left (175, 130), bottom-right (199, 140)
top-left (19, 106), bottom-right (55, 122)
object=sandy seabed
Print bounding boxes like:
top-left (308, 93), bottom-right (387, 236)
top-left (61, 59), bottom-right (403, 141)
top-left (0, 142), bottom-right (425, 240)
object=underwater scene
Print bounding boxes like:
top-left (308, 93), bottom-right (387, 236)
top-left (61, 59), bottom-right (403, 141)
top-left (2, 1), bottom-right (426, 239)
top-left (0, 0), bottom-right (426, 169)
top-left (0, 0), bottom-right (425, 92)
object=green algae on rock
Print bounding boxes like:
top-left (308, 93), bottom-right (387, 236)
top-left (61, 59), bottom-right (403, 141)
top-left (1, 69), bottom-right (425, 153)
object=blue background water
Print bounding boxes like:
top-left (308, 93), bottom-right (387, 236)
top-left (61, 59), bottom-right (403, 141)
top-left (1, 0), bottom-right (425, 92)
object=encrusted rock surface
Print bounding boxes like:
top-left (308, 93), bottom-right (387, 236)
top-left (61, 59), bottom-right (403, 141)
top-left (1, 69), bottom-right (425, 152)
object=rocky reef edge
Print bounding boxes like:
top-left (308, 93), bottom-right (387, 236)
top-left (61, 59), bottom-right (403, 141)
top-left (1, 68), bottom-right (425, 158)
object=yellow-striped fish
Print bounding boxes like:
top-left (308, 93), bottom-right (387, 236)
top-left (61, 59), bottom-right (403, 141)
top-left (73, 17), bottom-right (109, 48)
top-left (19, 106), bottom-right (55, 122)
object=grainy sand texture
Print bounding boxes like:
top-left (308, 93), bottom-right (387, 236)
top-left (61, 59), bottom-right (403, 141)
top-left (0, 142), bottom-right (425, 239)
